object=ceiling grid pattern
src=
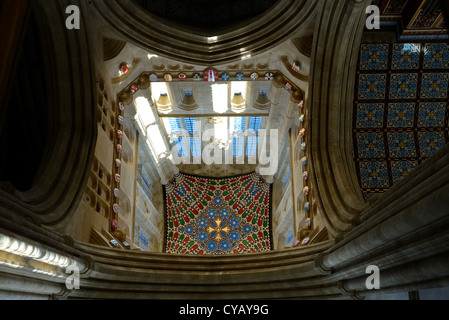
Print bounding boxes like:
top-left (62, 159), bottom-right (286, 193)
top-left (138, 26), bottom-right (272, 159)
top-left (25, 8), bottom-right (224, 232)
top-left (353, 41), bottom-right (449, 201)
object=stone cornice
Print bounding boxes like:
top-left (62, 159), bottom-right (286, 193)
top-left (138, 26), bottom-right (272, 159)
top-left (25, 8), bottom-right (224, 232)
top-left (307, 0), bottom-right (370, 238)
top-left (87, 0), bottom-right (319, 65)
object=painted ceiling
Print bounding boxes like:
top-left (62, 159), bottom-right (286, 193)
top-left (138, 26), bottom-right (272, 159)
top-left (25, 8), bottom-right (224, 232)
top-left (164, 172), bottom-right (271, 255)
top-left (377, 0), bottom-right (448, 40)
top-left (353, 40), bottom-right (449, 201)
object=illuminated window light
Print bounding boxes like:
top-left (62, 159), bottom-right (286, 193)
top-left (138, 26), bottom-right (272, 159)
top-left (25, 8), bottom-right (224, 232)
top-left (246, 116), bottom-right (262, 157)
top-left (212, 84), bottom-right (228, 113)
top-left (147, 54), bottom-right (159, 60)
top-left (214, 117), bottom-right (228, 144)
top-left (135, 97), bottom-right (156, 127)
top-left (207, 36), bottom-right (218, 43)
top-left (231, 81), bottom-right (247, 100)
top-left (151, 82), bottom-right (169, 102)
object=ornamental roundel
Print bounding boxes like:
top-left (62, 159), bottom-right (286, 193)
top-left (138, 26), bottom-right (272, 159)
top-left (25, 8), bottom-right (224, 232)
top-left (164, 73), bottom-right (173, 81)
top-left (265, 72), bottom-right (274, 80)
top-left (221, 73), bottom-right (230, 81)
top-left (250, 72), bottom-right (259, 80)
top-left (236, 72), bottom-right (245, 81)
top-left (304, 202), bottom-right (310, 211)
top-left (193, 73), bottom-right (202, 81)
top-left (203, 68), bottom-right (219, 82)
top-left (130, 84), bottom-right (138, 93)
top-left (164, 172), bottom-right (272, 255)
top-left (178, 73), bottom-right (187, 81)
top-left (119, 63), bottom-right (129, 75)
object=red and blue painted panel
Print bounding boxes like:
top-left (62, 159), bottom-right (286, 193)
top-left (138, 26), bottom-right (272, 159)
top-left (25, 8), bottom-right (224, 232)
top-left (164, 172), bottom-right (272, 255)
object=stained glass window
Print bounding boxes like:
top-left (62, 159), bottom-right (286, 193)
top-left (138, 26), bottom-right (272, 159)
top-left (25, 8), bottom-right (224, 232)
top-left (189, 137), bottom-right (201, 158)
top-left (246, 116), bottom-right (262, 156)
top-left (184, 117), bottom-right (197, 134)
top-left (232, 117), bottom-right (246, 157)
top-left (174, 137), bottom-right (188, 157)
top-left (168, 117), bottom-right (183, 133)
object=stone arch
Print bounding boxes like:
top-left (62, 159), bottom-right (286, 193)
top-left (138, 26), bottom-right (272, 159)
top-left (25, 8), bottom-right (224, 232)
top-left (0, 0), bottom-right (97, 228)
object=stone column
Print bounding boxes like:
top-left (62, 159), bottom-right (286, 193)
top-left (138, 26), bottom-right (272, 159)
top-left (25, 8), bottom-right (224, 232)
top-left (257, 74), bottom-right (297, 182)
top-left (308, 0), bottom-right (370, 237)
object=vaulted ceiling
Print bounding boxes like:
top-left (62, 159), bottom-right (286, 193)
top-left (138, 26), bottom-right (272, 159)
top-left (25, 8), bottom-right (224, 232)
top-left (353, 1), bottom-right (449, 201)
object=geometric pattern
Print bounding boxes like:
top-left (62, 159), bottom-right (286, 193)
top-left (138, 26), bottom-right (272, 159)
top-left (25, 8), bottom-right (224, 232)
top-left (164, 172), bottom-right (271, 255)
top-left (354, 41), bottom-right (449, 201)
top-left (387, 103), bottom-right (415, 127)
top-left (360, 43), bottom-right (389, 70)
top-left (391, 160), bottom-right (419, 184)
top-left (359, 161), bottom-right (390, 189)
top-left (420, 73), bottom-right (448, 98)
top-left (356, 103), bottom-right (385, 128)
top-left (392, 43), bottom-right (421, 70)
top-left (418, 131), bottom-right (447, 157)
top-left (389, 73), bottom-right (418, 99)
top-left (377, 0), bottom-right (448, 41)
top-left (357, 132), bottom-right (386, 158)
top-left (358, 74), bottom-right (387, 100)
top-left (418, 102), bottom-right (446, 127)
top-left (387, 131), bottom-right (416, 158)
top-left (423, 43), bottom-right (449, 69)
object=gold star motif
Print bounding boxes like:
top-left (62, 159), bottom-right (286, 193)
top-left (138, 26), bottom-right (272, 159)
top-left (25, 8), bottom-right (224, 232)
top-left (402, 52), bottom-right (411, 61)
top-left (207, 218), bottom-right (230, 241)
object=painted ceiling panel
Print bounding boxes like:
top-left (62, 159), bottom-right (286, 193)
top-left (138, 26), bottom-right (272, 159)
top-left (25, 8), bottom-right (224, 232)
top-left (164, 172), bottom-right (272, 255)
top-left (354, 41), bottom-right (449, 201)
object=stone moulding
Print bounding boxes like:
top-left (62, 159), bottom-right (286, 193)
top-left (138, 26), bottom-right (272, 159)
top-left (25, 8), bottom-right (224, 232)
top-left (87, 0), bottom-right (320, 65)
